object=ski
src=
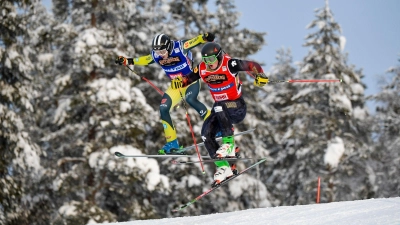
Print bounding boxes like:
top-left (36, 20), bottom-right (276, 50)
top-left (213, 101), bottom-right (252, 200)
top-left (174, 128), bottom-right (256, 154)
top-left (114, 151), bottom-right (211, 159)
top-left (115, 128), bottom-right (255, 159)
top-left (171, 157), bottom-right (267, 212)
top-left (171, 157), bottom-right (253, 164)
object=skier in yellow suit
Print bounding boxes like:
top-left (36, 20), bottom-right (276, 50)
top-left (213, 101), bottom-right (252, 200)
top-left (116, 33), bottom-right (215, 154)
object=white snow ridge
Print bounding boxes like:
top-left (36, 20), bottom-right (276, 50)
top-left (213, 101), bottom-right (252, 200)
top-left (98, 197), bottom-right (400, 225)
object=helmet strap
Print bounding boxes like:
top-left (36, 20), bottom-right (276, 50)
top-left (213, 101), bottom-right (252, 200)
top-left (167, 41), bottom-right (173, 55)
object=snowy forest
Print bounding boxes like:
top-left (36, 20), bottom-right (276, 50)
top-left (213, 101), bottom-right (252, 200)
top-left (1, 0), bottom-right (399, 224)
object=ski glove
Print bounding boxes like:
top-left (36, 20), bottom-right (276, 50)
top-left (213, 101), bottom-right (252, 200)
top-left (115, 56), bottom-right (134, 66)
top-left (171, 76), bottom-right (184, 89)
top-left (203, 32), bottom-right (215, 42)
top-left (254, 73), bottom-right (269, 87)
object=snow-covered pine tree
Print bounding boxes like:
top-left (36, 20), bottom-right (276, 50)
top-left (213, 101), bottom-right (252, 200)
top-left (372, 57), bottom-right (400, 198)
top-left (35, 0), bottom-right (174, 223)
top-left (0, 1), bottom-right (45, 224)
top-left (211, 0), bottom-right (265, 59)
top-left (265, 0), bottom-right (375, 206)
top-left (238, 47), bottom-right (300, 207)
top-left (263, 48), bottom-right (298, 153)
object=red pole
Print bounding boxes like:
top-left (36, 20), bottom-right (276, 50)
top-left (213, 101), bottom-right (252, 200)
top-left (177, 87), bottom-right (205, 174)
top-left (316, 176), bottom-right (321, 203)
top-left (184, 113), bottom-right (205, 174)
top-left (245, 69), bottom-right (342, 84)
top-left (125, 66), bottom-right (164, 95)
top-left (267, 79), bottom-right (342, 84)
top-left (288, 79), bottom-right (342, 83)
top-left (140, 76), bottom-right (164, 95)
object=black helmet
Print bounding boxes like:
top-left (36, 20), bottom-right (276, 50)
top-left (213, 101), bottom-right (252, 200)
top-left (201, 42), bottom-right (223, 65)
top-left (152, 34), bottom-right (172, 55)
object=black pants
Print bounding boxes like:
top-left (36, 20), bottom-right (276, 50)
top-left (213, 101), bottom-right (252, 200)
top-left (201, 96), bottom-right (246, 157)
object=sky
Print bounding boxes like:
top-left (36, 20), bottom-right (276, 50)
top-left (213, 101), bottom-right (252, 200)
top-left (94, 197), bottom-right (400, 225)
top-left (234, 0), bottom-right (400, 111)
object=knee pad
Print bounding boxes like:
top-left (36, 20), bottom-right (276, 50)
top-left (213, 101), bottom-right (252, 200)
top-left (159, 97), bottom-right (172, 119)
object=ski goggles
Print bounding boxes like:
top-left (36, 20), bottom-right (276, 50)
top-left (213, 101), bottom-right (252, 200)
top-left (153, 45), bottom-right (168, 55)
top-left (154, 49), bottom-right (168, 55)
top-left (202, 55), bottom-right (219, 65)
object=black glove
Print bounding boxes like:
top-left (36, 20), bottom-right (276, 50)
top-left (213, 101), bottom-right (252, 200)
top-left (171, 77), bottom-right (183, 89)
top-left (203, 32), bottom-right (215, 42)
top-left (115, 56), bottom-right (127, 65)
top-left (115, 56), bottom-right (134, 66)
top-left (254, 73), bottom-right (269, 87)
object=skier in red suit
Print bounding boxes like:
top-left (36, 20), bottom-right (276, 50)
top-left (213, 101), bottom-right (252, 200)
top-left (171, 42), bottom-right (268, 186)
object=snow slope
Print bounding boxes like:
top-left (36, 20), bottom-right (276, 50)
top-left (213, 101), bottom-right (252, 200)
top-left (98, 197), bottom-right (400, 225)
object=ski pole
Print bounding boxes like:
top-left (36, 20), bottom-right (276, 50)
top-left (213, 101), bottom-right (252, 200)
top-left (268, 79), bottom-right (342, 84)
top-left (124, 66), bottom-right (183, 110)
top-left (245, 71), bottom-right (342, 84)
top-left (125, 65), bottom-right (164, 95)
top-left (176, 86), bottom-right (206, 174)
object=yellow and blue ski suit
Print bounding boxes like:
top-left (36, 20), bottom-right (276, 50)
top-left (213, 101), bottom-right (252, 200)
top-left (133, 34), bottom-right (211, 143)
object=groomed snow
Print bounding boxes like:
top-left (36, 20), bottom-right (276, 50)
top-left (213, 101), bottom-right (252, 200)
top-left (96, 197), bottom-right (400, 225)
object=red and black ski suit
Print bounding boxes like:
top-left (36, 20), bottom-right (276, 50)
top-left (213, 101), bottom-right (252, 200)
top-left (183, 53), bottom-right (264, 157)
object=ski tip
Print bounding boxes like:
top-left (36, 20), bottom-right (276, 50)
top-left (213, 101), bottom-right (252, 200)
top-left (114, 152), bottom-right (124, 157)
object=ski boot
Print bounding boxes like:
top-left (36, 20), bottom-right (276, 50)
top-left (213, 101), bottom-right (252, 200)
top-left (214, 136), bottom-right (236, 158)
top-left (158, 139), bottom-right (183, 155)
top-left (211, 165), bottom-right (234, 188)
